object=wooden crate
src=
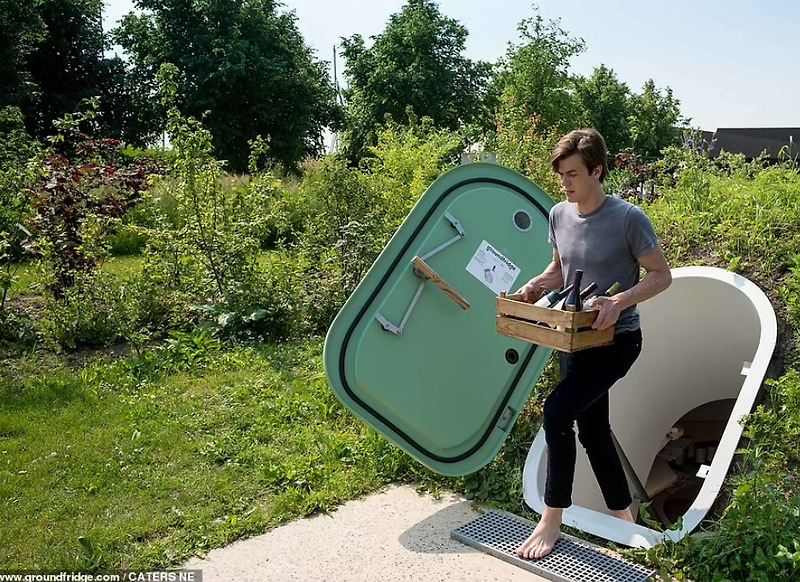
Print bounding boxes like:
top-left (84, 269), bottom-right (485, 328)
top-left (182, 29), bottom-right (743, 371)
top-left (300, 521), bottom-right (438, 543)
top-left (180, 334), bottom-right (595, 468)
top-left (495, 293), bottom-right (615, 352)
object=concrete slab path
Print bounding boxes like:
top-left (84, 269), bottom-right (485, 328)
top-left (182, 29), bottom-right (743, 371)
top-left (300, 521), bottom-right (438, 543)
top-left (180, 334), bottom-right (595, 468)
top-left (185, 484), bottom-right (550, 581)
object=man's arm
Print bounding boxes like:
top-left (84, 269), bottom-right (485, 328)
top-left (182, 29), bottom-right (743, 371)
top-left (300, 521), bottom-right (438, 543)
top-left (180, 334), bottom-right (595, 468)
top-left (507, 249), bottom-right (564, 302)
top-left (590, 245), bottom-right (672, 330)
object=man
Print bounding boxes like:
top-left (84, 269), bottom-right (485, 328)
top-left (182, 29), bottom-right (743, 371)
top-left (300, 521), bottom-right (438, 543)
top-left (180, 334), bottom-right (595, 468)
top-left (510, 128), bottom-right (672, 560)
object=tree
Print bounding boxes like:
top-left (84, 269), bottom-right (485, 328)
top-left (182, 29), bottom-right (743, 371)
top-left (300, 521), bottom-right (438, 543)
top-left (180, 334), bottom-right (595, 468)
top-left (0, 0), bottom-right (128, 142)
top-left (0, 0), bottom-right (45, 110)
top-left (489, 8), bottom-right (585, 138)
top-left (113, 0), bottom-right (342, 172)
top-left (91, 54), bottom-right (141, 145)
top-left (340, 0), bottom-right (490, 162)
top-left (628, 79), bottom-right (685, 158)
top-left (573, 65), bottom-right (632, 157)
top-left (22, 0), bottom-right (111, 139)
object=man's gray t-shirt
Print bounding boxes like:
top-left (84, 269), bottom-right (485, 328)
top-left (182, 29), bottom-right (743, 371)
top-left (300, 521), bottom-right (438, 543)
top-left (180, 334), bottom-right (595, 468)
top-left (548, 195), bottom-right (660, 333)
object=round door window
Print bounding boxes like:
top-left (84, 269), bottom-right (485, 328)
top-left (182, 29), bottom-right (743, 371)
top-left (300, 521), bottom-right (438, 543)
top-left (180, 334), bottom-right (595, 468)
top-left (513, 209), bottom-right (532, 232)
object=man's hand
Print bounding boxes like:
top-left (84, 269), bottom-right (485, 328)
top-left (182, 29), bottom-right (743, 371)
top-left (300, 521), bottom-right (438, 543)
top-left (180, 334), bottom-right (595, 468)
top-left (506, 253), bottom-right (563, 303)
top-left (507, 282), bottom-right (545, 303)
top-left (588, 295), bottom-right (624, 330)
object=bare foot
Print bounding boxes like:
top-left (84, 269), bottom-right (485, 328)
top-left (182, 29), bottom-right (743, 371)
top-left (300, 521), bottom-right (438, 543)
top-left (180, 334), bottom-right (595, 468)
top-left (610, 507), bottom-right (635, 523)
top-left (516, 507), bottom-right (562, 560)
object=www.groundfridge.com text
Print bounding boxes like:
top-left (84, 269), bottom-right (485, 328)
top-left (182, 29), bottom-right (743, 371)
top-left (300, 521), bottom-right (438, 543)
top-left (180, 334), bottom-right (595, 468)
top-left (0, 572), bottom-right (202, 582)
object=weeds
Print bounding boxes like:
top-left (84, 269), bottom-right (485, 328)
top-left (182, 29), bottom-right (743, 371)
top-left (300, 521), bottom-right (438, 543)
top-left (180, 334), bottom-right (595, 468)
top-left (0, 339), bottom-right (441, 570)
top-left (2, 90), bottom-right (800, 579)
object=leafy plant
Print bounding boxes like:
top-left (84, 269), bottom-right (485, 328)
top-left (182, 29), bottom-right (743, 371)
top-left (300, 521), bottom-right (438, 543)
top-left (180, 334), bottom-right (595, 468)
top-left (292, 156), bottom-right (380, 333)
top-left (25, 104), bottom-right (152, 300)
top-left (134, 65), bottom-right (295, 343)
top-left (363, 112), bottom-right (463, 229)
top-left (0, 106), bottom-right (42, 311)
top-left (112, 0), bottom-right (342, 172)
top-left (492, 103), bottom-right (561, 194)
top-left (339, 0), bottom-right (488, 163)
top-left (38, 271), bottom-right (122, 349)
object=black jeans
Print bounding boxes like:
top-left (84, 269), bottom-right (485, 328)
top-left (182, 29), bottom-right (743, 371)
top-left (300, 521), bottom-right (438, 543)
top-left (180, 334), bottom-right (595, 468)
top-left (542, 328), bottom-right (642, 510)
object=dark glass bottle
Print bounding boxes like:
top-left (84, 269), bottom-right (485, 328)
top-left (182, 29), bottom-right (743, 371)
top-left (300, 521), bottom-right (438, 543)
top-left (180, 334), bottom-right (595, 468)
top-left (563, 270), bottom-right (584, 313)
top-left (583, 281), bottom-right (622, 309)
top-left (533, 284), bottom-right (574, 307)
top-left (578, 281), bottom-right (598, 301)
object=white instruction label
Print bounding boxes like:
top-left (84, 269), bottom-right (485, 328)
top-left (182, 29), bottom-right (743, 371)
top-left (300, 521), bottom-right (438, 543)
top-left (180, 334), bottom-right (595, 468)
top-left (466, 240), bottom-right (520, 295)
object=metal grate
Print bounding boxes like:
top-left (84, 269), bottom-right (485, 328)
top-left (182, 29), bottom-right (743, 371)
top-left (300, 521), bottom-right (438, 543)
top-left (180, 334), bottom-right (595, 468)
top-left (451, 511), bottom-right (653, 582)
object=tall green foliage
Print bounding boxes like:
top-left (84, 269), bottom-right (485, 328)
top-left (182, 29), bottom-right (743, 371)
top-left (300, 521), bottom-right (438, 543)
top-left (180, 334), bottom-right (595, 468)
top-left (488, 8), bottom-right (585, 140)
top-left (292, 155), bottom-right (378, 333)
top-left (573, 65), bottom-right (632, 157)
top-left (492, 101), bottom-right (561, 196)
top-left (0, 107), bottom-right (41, 253)
top-left (135, 64), bottom-right (294, 343)
top-left (292, 114), bottom-right (461, 333)
top-left (22, 0), bottom-right (114, 139)
top-left (363, 113), bottom-right (463, 229)
top-left (0, 0), bottom-right (45, 110)
top-left (340, 0), bottom-right (489, 163)
top-left (0, 106), bottom-right (39, 348)
top-left (0, 107), bottom-right (41, 313)
top-left (628, 79), bottom-right (685, 158)
top-left (113, 0), bottom-right (342, 173)
top-left (146, 64), bottom-right (261, 298)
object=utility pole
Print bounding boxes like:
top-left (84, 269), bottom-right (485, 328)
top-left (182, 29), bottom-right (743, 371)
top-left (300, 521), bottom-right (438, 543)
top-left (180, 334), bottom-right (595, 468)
top-left (332, 45), bottom-right (344, 106)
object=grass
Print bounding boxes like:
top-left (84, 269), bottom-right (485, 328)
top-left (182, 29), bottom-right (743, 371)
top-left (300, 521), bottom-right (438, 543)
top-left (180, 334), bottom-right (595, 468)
top-left (0, 338), bottom-right (446, 570)
top-left (8, 254), bottom-right (281, 302)
top-left (7, 256), bottom-right (144, 300)
top-left (617, 157), bottom-right (800, 581)
top-left (647, 165), bottom-right (800, 281)
top-left (3, 149), bottom-right (800, 579)
top-left (0, 325), bottom-right (548, 571)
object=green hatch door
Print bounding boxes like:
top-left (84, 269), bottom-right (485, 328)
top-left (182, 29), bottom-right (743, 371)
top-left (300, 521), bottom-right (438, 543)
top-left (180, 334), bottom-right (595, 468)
top-left (323, 163), bottom-right (556, 476)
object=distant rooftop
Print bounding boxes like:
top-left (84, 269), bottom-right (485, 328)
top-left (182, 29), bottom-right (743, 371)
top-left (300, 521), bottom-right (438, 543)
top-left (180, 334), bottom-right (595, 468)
top-left (700, 127), bottom-right (798, 161)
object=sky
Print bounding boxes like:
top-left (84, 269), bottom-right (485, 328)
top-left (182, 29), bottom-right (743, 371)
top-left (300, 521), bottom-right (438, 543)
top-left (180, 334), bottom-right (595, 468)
top-left (102, 0), bottom-right (800, 132)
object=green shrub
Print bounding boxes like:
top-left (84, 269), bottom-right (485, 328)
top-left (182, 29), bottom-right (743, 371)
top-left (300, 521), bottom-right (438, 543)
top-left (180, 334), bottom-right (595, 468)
top-left (285, 118), bottom-right (462, 334)
top-left (0, 309), bottom-right (38, 353)
top-left (0, 107), bottom-right (41, 261)
top-left (646, 164), bottom-right (800, 279)
top-left (0, 107), bottom-right (42, 314)
top-left (129, 64), bottom-right (289, 343)
top-left (108, 225), bottom-right (149, 256)
top-left (620, 151), bottom-right (800, 580)
top-left (289, 155), bottom-right (382, 333)
top-left (38, 272), bottom-right (123, 349)
top-left (362, 114), bottom-right (463, 230)
top-left (194, 257), bottom-right (296, 344)
top-left (489, 96), bottom-right (562, 195)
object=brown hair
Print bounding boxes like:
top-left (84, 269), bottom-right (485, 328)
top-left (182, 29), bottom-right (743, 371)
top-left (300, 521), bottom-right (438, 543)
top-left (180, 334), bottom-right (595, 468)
top-left (550, 128), bottom-right (609, 182)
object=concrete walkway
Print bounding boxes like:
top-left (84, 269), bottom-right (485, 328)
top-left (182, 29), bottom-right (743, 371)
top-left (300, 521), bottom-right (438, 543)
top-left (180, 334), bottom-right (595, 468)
top-left (185, 485), bottom-right (549, 581)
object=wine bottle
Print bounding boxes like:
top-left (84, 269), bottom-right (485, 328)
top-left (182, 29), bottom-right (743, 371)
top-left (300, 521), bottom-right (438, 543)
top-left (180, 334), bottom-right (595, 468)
top-left (562, 270), bottom-right (583, 312)
top-left (533, 284), bottom-right (574, 308)
top-left (583, 281), bottom-right (622, 309)
top-left (578, 281), bottom-right (598, 301)
top-left (530, 284), bottom-right (574, 327)
top-left (560, 270), bottom-right (584, 332)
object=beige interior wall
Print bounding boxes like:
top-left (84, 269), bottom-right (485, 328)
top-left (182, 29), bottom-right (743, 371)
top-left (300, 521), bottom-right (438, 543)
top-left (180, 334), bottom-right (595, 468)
top-left (566, 275), bottom-right (761, 513)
